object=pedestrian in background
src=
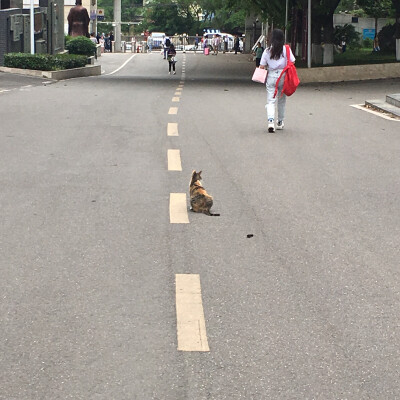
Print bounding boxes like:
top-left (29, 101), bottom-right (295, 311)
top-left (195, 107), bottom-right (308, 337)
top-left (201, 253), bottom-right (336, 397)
top-left (254, 42), bottom-right (264, 67)
top-left (223, 35), bottom-right (228, 53)
top-left (167, 43), bottom-right (177, 74)
top-left (373, 34), bottom-right (380, 51)
top-left (234, 35), bottom-right (240, 54)
top-left (259, 28), bottom-right (295, 133)
top-left (341, 37), bottom-right (346, 53)
top-left (163, 35), bottom-right (171, 59)
top-left (212, 35), bottom-right (220, 55)
top-left (109, 31), bottom-right (114, 52)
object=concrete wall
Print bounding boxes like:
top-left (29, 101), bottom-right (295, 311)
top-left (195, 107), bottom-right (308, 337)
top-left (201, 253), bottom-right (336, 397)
top-left (333, 14), bottom-right (390, 38)
top-left (298, 63), bottom-right (400, 84)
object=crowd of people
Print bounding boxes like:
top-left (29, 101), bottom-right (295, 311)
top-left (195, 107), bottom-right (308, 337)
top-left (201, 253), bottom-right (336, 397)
top-left (89, 31), bottom-right (115, 53)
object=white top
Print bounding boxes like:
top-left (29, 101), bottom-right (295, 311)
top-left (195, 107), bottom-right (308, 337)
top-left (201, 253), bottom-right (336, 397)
top-left (260, 46), bottom-right (295, 70)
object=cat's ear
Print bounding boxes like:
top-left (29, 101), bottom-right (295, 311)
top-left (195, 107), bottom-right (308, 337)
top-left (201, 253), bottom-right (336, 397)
top-left (199, 170), bottom-right (202, 176)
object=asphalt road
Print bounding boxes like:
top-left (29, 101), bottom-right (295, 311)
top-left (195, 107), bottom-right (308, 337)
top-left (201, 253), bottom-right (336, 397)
top-left (1, 52), bottom-right (400, 400)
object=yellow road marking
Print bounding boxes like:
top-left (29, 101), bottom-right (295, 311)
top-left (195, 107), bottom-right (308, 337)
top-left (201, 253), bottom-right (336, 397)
top-left (169, 107), bottom-right (178, 115)
top-left (170, 193), bottom-right (189, 224)
top-left (167, 122), bottom-right (179, 136)
top-left (168, 149), bottom-right (182, 171)
top-left (176, 274), bottom-right (210, 352)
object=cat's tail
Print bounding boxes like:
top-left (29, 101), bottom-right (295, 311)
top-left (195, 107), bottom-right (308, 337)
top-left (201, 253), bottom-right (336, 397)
top-left (204, 211), bottom-right (220, 216)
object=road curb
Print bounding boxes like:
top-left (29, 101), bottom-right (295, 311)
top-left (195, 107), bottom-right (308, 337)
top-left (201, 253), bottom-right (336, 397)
top-left (0, 64), bottom-right (101, 80)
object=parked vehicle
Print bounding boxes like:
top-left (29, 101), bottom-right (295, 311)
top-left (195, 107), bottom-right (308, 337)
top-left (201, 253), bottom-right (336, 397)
top-left (149, 32), bottom-right (165, 49)
top-left (202, 32), bottom-right (235, 51)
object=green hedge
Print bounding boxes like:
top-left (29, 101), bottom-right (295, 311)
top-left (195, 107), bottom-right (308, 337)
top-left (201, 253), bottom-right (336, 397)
top-left (65, 36), bottom-right (96, 57)
top-left (4, 53), bottom-right (88, 71)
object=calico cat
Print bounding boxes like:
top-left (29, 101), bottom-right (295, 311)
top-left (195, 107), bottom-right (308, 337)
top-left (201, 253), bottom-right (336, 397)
top-left (189, 170), bottom-right (220, 216)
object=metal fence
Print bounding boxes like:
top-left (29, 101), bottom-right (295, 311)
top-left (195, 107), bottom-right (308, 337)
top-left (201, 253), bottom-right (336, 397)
top-left (120, 35), bottom-right (242, 53)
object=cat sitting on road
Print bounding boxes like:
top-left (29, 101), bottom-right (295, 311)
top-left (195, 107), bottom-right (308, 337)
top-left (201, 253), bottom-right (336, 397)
top-left (189, 170), bottom-right (220, 216)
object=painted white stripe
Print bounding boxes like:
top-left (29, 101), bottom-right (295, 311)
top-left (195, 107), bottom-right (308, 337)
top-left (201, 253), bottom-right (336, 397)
top-left (168, 149), bottom-right (182, 171)
top-left (176, 274), bottom-right (210, 352)
top-left (169, 107), bottom-right (178, 115)
top-left (170, 193), bottom-right (189, 223)
top-left (105, 54), bottom-right (136, 75)
top-left (174, 92), bottom-right (181, 96)
top-left (172, 97), bottom-right (180, 102)
top-left (167, 122), bottom-right (178, 136)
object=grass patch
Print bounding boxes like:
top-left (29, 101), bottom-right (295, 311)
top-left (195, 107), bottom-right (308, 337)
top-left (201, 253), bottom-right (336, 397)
top-left (296, 47), bottom-right (398, 68)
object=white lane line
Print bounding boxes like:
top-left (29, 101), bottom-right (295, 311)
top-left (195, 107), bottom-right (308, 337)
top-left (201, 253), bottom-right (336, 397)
top-left (168, 149), bottom-right (182, 171)
top-left (168, 122), bottom-right (179, 136)
top-left (174, 92), bottom-right (181, 96)
top-left (172, 97), bottom-right (180, 102)
top-left (170, 193), bottom-right (189, 224)
top-left (105, 54), bottom-right (136, 75)
top-left (176, 274), bottom-right (210, 352)
top-left (169, 107), bottom-right (178, 115)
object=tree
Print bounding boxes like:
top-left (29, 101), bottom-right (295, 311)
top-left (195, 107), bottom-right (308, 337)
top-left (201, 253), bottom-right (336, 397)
top-left (357, 0), bottom-right (393, 33)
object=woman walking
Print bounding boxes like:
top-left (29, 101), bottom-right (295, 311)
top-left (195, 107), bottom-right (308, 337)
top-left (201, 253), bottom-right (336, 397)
top-left (259, 29), bottom-right (295, 133)
top-left (167, 43), bottom-right (177, 74)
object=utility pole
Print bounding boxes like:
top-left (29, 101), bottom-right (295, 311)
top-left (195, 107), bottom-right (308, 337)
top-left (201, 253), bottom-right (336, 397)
top-left (307, 0), bottom-right (311, 68)
top-left (113, 0), bottom-right (121, 52)
top-left (30, 0), bottom-right (34, 54)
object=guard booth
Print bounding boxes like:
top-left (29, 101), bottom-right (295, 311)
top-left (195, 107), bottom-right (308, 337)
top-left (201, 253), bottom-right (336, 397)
top-left (0, 0), bottom-right (64, 65)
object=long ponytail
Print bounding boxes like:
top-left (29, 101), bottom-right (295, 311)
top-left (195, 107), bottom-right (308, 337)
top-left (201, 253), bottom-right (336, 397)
top-left (269, 29), bottom-right (284, 60)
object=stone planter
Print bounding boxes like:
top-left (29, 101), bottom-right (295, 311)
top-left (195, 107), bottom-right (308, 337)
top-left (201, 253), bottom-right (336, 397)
top-left (0, 64), bottom-right (101, 80)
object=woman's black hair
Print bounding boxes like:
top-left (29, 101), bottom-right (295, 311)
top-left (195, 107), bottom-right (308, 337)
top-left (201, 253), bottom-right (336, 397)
top-left (269, 29), bottom-right (284, 60)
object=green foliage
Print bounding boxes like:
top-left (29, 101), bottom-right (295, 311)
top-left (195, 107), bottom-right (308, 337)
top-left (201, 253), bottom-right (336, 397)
top-left (53, 54), bottom-right (89, 69)
top-left (65, 36), bottom-right (96, 56)
top-left (331, 47), bottom-right (398, 65)
top-left (356, 0), bottom-right (393, 18)
top-left (4, 53), bottom-right (53, 70)
top-left (362, 37), bottom-right (374, 47)
top-left (4, 53), bottom-right (88, 71)
top-left (334, 23), bottom-right (361, 46)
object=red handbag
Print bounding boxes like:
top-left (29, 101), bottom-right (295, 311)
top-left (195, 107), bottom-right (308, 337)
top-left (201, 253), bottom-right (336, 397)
top-left (274, 45), bottom-right (300, 97)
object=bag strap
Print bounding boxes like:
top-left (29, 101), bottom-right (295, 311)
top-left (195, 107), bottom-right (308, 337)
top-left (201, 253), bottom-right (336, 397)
top-left (273, 45), bottom-right (290, 98)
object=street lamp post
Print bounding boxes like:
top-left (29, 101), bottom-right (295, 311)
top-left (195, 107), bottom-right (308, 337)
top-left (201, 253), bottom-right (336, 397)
top-left (307, 0), bottom-right (311, 68)
top-left (30, 0), bottom-right (34, 54)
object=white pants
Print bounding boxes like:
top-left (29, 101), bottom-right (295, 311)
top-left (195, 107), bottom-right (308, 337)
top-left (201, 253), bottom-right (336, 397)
top-left (266, 69), bottom-right (286, 122)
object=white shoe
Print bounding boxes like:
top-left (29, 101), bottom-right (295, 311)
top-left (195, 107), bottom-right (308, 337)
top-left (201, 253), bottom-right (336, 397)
top-left (173, 71), bottom-right (176, 75)
top-left (276, 121), bottom-right (284, 130)
top-left (168, 71), bottom-right (171, 74)
top-left (268, 120), bottom-right (275, 133)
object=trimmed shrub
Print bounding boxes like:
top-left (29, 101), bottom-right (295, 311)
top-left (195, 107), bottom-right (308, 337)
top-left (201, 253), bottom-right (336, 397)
top-left (362, 38), bottom-right (374, 48)
top-left (65, 36), bottom-right (96, 56)
top-left (378, 23), bottom-right (396, 52)
top-left (4, 53), bottom-right (53, 70)
top-left (54, 53), bottom-right (88, 69)
top-left (4, 53), bottom-right (87, 71)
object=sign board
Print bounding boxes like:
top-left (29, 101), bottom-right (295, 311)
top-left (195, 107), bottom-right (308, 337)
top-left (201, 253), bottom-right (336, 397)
top-left (363, 28), bottom-right (375, 40)
top-left (97, 8), bottom-right (104, 21)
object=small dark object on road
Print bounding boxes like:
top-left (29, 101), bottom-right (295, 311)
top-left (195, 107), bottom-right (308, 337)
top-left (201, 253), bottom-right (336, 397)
top-left (247, 234), bottom-right (254, 238)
